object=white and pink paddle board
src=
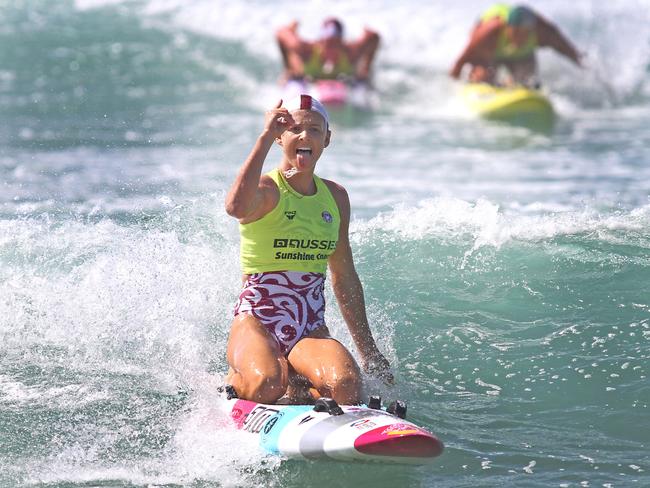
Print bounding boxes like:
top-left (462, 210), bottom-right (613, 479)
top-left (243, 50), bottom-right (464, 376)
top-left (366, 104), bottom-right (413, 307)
top-left (224, 397), bottom-right (443, 464)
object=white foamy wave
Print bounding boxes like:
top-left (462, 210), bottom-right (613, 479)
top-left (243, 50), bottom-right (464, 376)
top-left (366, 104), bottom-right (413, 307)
top-left (0, 375), bottom-right (110, 409)
top-left (353, 197), bottom-right (650, 249)
top-left (28, 395), bottom-right (278, 488)
top-left (20, 369), bottom-right (282, 487)
top-left (0, 215), bottom-right (240, 384)
top-left (162, 388), bottom-right (280, 485)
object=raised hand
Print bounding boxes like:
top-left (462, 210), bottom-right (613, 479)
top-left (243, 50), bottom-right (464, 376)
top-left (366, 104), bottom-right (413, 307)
top-left (263, 100), bottom-right (295, 139)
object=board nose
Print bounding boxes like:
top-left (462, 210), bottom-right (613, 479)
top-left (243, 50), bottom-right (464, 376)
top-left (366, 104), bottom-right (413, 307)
top-left (354, 425), bottom-right (444, 460)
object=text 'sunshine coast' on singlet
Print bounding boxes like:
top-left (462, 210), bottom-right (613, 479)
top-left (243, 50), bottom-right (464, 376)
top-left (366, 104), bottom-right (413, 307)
top-left (481, 3), bottom-right (538, 61)
top-left (239, 169), bottom-right (340, 275)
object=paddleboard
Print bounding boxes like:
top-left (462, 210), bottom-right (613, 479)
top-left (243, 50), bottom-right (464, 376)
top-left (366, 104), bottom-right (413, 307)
top-left (223, 395), bottom-right (444, 464)
top-left (462, 82), bottom-right (555, 130)
top-left (283, 78), bottom-right (375, 110)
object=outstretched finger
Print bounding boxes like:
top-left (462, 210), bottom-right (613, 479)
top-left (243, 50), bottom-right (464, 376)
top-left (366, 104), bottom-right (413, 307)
top-left (275, 99), bottom-right (283, 109)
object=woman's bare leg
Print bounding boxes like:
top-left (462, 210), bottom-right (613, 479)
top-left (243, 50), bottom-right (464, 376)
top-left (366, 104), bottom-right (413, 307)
top-left (225, 314), bottom-right (289, 404)
top-left (288, 326), bottom-right (362, 405)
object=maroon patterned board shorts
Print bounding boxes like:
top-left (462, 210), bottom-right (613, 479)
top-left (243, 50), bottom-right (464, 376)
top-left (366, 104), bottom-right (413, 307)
top-left (234, 271), bottom-right (326, 355)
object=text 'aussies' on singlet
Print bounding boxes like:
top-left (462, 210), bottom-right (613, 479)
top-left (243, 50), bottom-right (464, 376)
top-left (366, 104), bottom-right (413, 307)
top-left (239, 168), bottom-right (340, 274)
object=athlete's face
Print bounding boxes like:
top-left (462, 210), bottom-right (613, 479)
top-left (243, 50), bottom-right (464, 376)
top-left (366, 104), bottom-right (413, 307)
top-left (277, 110), bottom-right (330, 171)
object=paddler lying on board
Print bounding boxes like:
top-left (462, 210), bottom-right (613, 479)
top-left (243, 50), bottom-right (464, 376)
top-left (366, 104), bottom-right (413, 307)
top-left (276, 17), bottom-right (380, 85)
top-left (449, 4), bottom-right (583, 88)
top-left (224, 94), bottom-right (393, 405)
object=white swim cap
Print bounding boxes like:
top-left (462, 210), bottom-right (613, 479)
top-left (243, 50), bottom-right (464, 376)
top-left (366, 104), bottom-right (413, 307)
top-left (284, 94), bottom-right (330, 128)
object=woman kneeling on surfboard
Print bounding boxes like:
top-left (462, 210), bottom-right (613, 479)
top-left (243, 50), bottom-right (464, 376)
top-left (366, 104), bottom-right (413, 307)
top-left (224, 95), bottom-right (392, 405)
top-left (449, 4), bottom-right (583, 87)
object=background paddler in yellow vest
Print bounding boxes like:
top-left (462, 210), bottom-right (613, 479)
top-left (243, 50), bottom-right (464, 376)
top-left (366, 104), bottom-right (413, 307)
top-left (276, 18), bottom-right (381, 108)
top-left (276, 17), bottom-right (380, 83)
top-left (224, 94), bottom-right (393, 406)
top-left (450, 3), bottom-right (584, 88)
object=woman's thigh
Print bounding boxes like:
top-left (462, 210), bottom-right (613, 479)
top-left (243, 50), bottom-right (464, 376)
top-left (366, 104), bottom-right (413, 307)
top-left (287, 328), bottom-right (361, 397)
top-left (227, 314), bottom-right (289, 386)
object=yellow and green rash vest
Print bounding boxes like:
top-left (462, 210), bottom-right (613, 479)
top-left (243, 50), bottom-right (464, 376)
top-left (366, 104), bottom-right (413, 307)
top-left (481, 3), bottom-right (538, 61)
top-left (303, 45), bottom-right (355, 80)
top-left (239, 168), bottom-right (340, 274)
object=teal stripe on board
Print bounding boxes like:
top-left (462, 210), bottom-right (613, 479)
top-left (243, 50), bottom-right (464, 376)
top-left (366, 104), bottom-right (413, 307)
top-left (259, 406), bottom-right (312, 454)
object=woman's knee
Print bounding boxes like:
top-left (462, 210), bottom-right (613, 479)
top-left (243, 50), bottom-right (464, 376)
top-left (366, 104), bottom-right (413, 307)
top-left (226, 315), bottom-right (289, 403)
top-left (243, 369), bottom-right (288, 404)
top-left (333, 369), bottom-right (362, 392)
top-left (318, 367), bottom-right (362, 404)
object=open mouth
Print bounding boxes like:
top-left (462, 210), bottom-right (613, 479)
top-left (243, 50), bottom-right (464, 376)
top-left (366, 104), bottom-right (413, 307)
top-left (296, 147), bottom-right (312, 156)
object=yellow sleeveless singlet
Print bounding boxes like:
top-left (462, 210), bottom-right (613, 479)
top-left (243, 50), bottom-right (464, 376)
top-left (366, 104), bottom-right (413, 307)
top-left (239, 169), bottom-right (340, 274)
top-left (303, 45), bottom-right (354, 80)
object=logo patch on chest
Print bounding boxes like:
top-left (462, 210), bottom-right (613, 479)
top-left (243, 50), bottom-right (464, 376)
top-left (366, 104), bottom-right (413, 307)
top-left (322, 211), bottom-right (333, 223)
top-left (284, 211), bottom-right (296, 220)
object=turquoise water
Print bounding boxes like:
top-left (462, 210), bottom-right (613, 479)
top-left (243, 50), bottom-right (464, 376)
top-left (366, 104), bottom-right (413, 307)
top-left (1, 1), bottom-right (649, 486)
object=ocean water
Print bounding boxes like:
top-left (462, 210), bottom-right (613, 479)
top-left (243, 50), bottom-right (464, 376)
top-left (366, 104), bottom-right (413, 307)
top-left (1, 0), bottom-right (649, 487)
